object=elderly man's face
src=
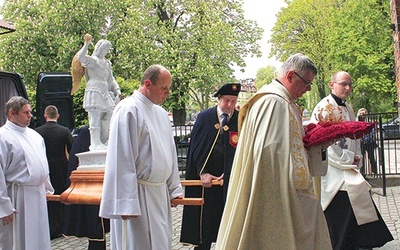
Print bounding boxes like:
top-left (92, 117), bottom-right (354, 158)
top-left (288, 70), bottom-right (315, 100)
top-left (218, 95), bottom-right (238, 114)
top-left (147, 69), bottom-right (172, 105)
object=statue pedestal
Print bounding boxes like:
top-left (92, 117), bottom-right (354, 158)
top-left (76, 150), bottom-right (107, 170)
top-left (59, 150), bottom-right (107, 205)
top-left (59, 170), bottom-right (103, 205)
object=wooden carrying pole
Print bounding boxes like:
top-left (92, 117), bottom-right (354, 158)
top-left (181, 180), bottom-right (222, 187)
top-left (47, 172), bottom-right (222, 206)
top-left (171, 179), bottom-right (223, 205)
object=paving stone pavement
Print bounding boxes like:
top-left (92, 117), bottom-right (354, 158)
top-left (52, 186), bottom-right (400, 250)
top-left (371, 186), bottom-right (400, 249)
top-left (51, 204), bottom-right (214, 250)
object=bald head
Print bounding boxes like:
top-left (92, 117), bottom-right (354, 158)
top-left (329, 71), bottom-right (352, 100)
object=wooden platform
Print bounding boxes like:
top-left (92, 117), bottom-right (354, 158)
top-left (47, 170), bottom-right (222, 206)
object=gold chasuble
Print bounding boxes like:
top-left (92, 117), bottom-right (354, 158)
top-left (215, 81), bottom-right (331, 250)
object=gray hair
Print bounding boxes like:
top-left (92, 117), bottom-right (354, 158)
top-left (141, 65), bottom-right (167, 85)
top-left (278, 53), bottom-right (317, 77)
top-left (5, 96), bottom-right (30, 118)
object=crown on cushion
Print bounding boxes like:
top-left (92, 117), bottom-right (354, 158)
top-left (315, 100), bottom-right (343, 124)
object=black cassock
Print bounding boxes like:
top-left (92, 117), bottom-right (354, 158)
top-left (180, 106), bottom-right (238, 248)
top-left (62, 126), bottom-right (110, 249)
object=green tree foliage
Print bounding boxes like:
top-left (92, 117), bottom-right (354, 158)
top-left (255, 65), bottom-right (277, 89)
top-left (107, 0), bottom-right (263, 124)
top-left (0, 0), bottom-right (126, 86)
top-left (269, 0), bottom-right (395, 113)
top-left (0, 0), bottom-right (263, 126)
top-left (325, 0), bottom-right (395, 113)
top-left (270, 0), bottom-right (335, 110)
top-left (71, 81), bottom-right (88, 129)
top-left (0, 0), bottom-right (128, 123)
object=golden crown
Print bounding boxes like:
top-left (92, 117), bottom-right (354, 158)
top-left (315, 100), bottom-right (343, 124)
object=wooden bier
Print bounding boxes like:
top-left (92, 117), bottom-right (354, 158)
top-left (46, 194), bottom-right (61, 202)
top-left (180, 179), bottom-right (223, 186)
top-left (171, 180), bottom-right (223, 205)
top-left (171, 198), bottom-right (204, 206)
top-left (49, 170), bottom-right (223, 206)
top-left (59, 170), bottom-right (104, 205)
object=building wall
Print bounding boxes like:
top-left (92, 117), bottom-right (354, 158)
top-left (238, 78), bottom-right (257, 109)
top-left (390, 0), bottom-right (400, 113)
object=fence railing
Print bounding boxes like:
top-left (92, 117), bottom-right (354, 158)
top-left (359, 112), bottom-right (400, 196)
top-left (172, 125), bottom-right (193, 176)
top-left (359, 112), bottom-right (399, 174)
top-left (173, 112), bottom-right (400, 193)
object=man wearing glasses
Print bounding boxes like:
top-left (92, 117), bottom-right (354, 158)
top-left (216, 53), bottom-right (330, 249)
top-left (310, 71), bottom-right (392, 249)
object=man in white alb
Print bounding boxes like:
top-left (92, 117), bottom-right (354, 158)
top-left (0, 96), bottom-right (54, 250)
top-left (99, 65), bottom-right (183, 249)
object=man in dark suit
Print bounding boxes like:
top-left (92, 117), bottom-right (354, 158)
top-left (35, 105), bottom-right (73, 239)
top-left (180, 83), bottom-right (241, 249)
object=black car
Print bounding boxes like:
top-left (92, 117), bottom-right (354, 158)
top-left (0, 71), bottom-right (30, 127)
top-left (35, 72), bottom-right (75, 132)
top-left (381, 117), bottom-right (400, 140)
top-left (1, 71), bottom-right (76, 132)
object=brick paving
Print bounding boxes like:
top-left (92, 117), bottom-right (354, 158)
top-left (52, 187), bottom-right (400, 250)
top-left (51, 205), bottom-right (215, 250)
top-left (371, 186), bottom-right (400, 249)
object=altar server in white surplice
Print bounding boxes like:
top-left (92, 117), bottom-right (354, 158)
top-left (0, 96), bottom-right (54, 250)
top-left (99, 65), bottom-right (183, 250)
top-left (310, 71), bottom-right (392, 249)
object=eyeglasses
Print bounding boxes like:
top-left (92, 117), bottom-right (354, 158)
top-left (334, 81), bottom-right (352, 88)
top-left (294, 71), bottom-right (312, 87)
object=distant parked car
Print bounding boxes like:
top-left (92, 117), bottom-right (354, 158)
top-left (172, 125), bottom-right (193, 171)
top-left (381, 117), bottom-right (400, 140)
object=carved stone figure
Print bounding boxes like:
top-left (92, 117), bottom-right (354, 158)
top-left (73, 34), bottom-right (121, 150)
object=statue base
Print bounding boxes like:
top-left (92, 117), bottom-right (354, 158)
top-left (76, 150), bottom-right (107, 170)
top-left (59, 150), bottom-right (107, 205)
top-left (59, 170), bottom-right (103, 205)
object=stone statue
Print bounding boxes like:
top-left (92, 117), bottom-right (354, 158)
top-left (75, 34), bottom-right (121, 150)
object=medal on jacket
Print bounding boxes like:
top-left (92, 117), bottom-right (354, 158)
top-left (214, 123), bottom-right (229, 132)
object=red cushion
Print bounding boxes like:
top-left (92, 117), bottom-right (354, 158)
top-left (303, 121), bottom-right (376, 147)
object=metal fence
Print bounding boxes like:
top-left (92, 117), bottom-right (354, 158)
top-left (172, 112), bottom-right (400, 195)
top-left (359, 112), bottom-right (400, 196)
top-left (172, 125), bottom-right (193, 176)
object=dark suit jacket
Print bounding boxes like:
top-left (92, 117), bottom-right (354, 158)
top-left (36, 121), bottom-right (73, 238)
top-left (36, 121), bottom-right (73, 194)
